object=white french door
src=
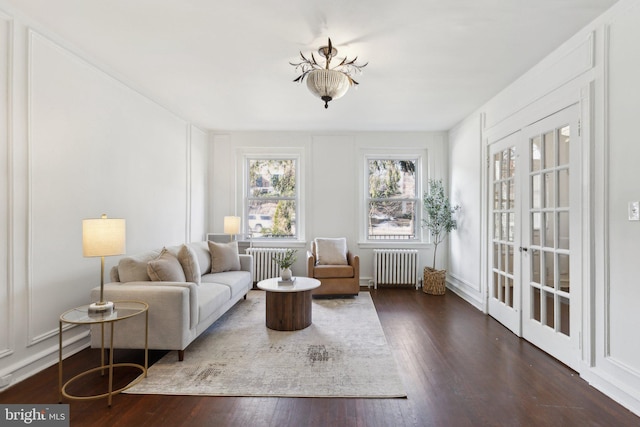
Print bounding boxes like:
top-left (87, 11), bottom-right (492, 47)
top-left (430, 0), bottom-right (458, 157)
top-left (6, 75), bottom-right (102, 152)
top-left (488, 104), bottom-right (581, 370)
top-left (520, 105), bottom-right (581, 370)
top-left (488, 132), bottom-right (522, 335)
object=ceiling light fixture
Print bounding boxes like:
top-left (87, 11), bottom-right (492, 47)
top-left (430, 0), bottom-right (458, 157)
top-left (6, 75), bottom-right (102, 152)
top-left (290, 38), bottom-right (367, 109)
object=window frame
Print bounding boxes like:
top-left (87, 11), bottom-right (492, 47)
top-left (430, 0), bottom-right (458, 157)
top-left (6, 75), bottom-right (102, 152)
top-left (241, 149), bottom-right (304, 244)
top-left (359, 150), bottom-right (428, 248)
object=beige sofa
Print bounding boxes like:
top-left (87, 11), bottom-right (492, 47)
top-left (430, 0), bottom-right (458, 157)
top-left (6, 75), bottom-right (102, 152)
top-left (90, 241), bottom-right (252, 361)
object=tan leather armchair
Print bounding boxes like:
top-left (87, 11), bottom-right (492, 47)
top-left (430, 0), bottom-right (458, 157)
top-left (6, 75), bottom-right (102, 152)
top-left (307, 239), bottom-right (360, 296)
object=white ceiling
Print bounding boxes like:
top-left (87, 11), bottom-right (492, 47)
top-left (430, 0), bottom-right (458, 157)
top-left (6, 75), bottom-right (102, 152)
top-left (6, 0), bottom-right (618, 132)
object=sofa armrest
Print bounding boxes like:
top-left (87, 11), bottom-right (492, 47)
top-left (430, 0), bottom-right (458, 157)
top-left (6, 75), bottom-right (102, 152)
top-left (347, 252), bottom-right (360, 282)
top-left (239, 254), bottom-right (253, 277)
top-left (306, 251), bottom-right (316, 277)
top-left (92, 281), bottom-right (198, 330)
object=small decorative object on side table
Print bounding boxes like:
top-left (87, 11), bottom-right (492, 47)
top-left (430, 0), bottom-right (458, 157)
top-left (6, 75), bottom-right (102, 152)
top-left (271, 248), bottom-right (298, 281)
top-left (59, 300), bottom-right (148, 406)
top-left (278, 276), bottom-right (296, 285)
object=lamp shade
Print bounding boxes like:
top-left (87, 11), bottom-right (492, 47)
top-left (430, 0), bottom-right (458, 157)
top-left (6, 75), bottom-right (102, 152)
top-left (306, 69), bottom-right (350, 108)
top-left (82, 215), bottom-right (126, 257)
top-left (223, 216), bottom-right (241, 235)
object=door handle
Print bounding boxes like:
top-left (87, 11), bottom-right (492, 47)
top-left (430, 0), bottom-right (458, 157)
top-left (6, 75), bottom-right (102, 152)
top-left (519, 247), bottom-right (528, 252)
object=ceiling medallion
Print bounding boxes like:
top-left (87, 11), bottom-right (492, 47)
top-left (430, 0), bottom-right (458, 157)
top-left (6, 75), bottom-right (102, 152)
top-left (290, 38), bottom-right (368, 109)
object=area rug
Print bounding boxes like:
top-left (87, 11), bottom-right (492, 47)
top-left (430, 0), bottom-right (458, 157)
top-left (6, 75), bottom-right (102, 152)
top-left (125, 291), bottom-right (406, 398)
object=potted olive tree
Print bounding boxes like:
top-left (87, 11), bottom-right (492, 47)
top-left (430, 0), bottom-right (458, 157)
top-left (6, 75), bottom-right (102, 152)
top-left (421, 179), bottom-right (460, 295)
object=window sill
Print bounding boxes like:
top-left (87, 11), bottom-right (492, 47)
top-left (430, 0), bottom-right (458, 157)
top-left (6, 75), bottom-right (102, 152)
top-left (357, 241), bottom-right (431, 250)
top-left (246, 240), bottom-right (307, 249)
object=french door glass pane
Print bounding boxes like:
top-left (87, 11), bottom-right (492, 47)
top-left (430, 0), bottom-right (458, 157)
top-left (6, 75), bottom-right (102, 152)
top-left (532, 287), bottom-right (541, 322)
top-left (531, 136), bottom-right (541, 171)
top-left (532, 250), bottom-right (541, 284)
top-left (544, 251), bottom-right (555, 288)
top-left (559, 296), bottom-right (570, 336)
top-left (532, 175), bottom-right (541, 209)
top-left (558, 169), bottom-right (570, 208)
top-left (502, 213), bottom-right (508, 241)
top-left (544, 131), bottom-right (554, 169)
top-left (558, 254), bottom-right (570, 292)
top-left (504, 245), bottom-right (512, 274)
top-left (502, 151), bottom-right (509, 179)
top-left (532, 213), bottom-right (541, 246)
top-left (508, 213), bottom-right (514, 242)
top-left (506, 277), bottom-right (513, 307)
top-left (544, 291), bottom-right (555, 328)
top-left (544, 172), bottom-right (555, 208)
top-left (558, 212), bottom-right (570, 250)
top-left (502, 182), bottom-right (509, 209)
top-left (509, 181), bottom-right (515, 209)
top-left (544, 212), bottom-right (555, 248)
top-left (509, 148), bottom-right (516, 177)
top-left (558, 126), bottom-right (570, 166)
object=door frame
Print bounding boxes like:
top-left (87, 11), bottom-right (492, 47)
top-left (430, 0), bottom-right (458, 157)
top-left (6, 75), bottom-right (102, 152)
top-left (480, 84), bottom-right (593, 373)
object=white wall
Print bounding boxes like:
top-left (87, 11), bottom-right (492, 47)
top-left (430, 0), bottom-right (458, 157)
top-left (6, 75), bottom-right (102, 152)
top-left (448, 114), bottom-right (483, 309)
top-left (209, 131), bottom-right (448, 282)
top-left (0, 4), bottom-right (207, 389)
top-left (0, 9), bottom-right (11, 366)
top-left (449, 0), bottom-right (640, 415)
top-left (592, 0), bottom-right (640, 410)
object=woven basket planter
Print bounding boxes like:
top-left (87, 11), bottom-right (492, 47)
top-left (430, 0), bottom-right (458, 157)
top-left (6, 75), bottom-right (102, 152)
top-left (423, 267), bottom-right (446, 295)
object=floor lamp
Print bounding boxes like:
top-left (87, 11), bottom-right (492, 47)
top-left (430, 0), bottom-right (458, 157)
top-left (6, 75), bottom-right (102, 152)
top-left (83, 214), bottom-right (126, 315)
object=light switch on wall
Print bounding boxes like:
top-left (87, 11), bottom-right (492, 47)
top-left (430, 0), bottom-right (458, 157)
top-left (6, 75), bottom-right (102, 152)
top-left (629, 201), bottom-right (640, 221)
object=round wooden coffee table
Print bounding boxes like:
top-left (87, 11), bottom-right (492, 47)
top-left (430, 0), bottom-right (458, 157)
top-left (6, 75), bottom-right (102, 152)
top-left (257, 277), bottom-right (321, 331)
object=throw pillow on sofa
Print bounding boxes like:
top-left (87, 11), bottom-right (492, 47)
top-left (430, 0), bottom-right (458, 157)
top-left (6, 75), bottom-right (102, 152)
top-left (178, 244), bottom-right (201, 284)
top-left (147, 248), bottom-right (187, 282)
top-left (208, 240), bottom-right (241, 273)
top-left (118, 249), bottom-right (162, 282)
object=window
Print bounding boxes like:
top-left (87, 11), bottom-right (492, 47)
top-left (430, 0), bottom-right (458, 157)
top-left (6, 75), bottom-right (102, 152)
top-left (366, 158), bottom-right (419, 240)
top-left (245, 158), bottom-right (297, 239)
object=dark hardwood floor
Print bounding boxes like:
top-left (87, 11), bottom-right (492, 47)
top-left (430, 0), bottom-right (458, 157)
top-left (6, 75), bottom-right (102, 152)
top-left (1, 288), bottom-right (638, 426)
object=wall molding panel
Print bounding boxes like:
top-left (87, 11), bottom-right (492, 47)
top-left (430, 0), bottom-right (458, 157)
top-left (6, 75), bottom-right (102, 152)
top-left (25, 29), bottom-right (192, 345)
top-left (0, 5), bottom-right (206, 389)
top-left (485, 32), bottom-right (596, 132)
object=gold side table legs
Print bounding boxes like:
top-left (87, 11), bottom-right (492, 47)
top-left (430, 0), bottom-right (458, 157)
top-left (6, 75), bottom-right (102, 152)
top-left (58, 301), bottom-right (148, 407)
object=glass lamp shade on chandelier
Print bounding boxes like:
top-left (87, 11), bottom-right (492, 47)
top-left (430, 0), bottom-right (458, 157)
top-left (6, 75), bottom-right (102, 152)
top-left (305, 69), bottom-right (350, 108)
top-left (291, 38), bottom-right (367, 108)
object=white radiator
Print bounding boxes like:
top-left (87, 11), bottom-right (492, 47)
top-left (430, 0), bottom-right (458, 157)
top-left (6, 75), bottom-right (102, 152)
top-left (245, 248), bottom-right (288, 282)
top-left (373, 249), bottom-right (419, 289)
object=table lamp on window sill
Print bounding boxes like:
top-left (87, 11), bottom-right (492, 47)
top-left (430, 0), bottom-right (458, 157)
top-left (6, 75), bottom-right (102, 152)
top-left (83, 214), bottom-right (126, 315)
top-left (224, 216), bottom-right (241, 242)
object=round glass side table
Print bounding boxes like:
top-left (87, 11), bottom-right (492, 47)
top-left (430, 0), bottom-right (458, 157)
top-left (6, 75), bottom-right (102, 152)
top-left (58, 300), bottom-right (148, 406)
